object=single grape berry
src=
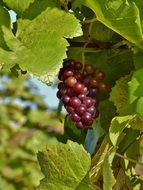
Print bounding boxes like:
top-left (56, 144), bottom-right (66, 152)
top-left (75, 121), bottom-right (84, 129)
top-left (70, 97), bottom-right (81, 108)
top-left (84, 64), bottom-right (95, 74)
top-left (76, 104), bottom-right (87, 116)
top-left (74, 62), bottom-right (82, 70)
top-left (64, 69), bottom-right (74, 78)
top-left (73, 83), bottom-right (85, 94)
top-left (78, 93), bottom-right (86, 100)
top-left (90, 77), bottom-right (99, 87)
top-left (83, 97), bottom-right (94, 108)
top-left (95, 70), bottom-right (105, 80)
top-left (66, 106), bottom-right (74, 114)
top-left (99, 83), bottom-right (108, 92)
top-left (62, 95), bottom-right (70, 104)
top-left (89, 87), bottom-right (99, 97)
top-left (81, 112), bottom-right (93, 126)
top-left (70, 113), bottom-right (80, 122)
top-left (66, 76), bottom-right (77, 87)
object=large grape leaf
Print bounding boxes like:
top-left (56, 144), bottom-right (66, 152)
top-left (0, 8), bottom-right (82, 83)
top-left (3, 0), bottom-right (35, 15)
top-left (83, 0), bottom-right (143, 49)
top-left (37, 140), bottom-right (95, 190)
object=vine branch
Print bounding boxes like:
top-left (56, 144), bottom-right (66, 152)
top-left (116, 152), bottom-right (143, 167)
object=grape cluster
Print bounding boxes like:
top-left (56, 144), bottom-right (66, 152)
top-left (57, 59), bottom-right (107, 129)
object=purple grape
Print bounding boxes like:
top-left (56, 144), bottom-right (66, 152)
top-left (78, 93), bottom-right (86, 100)
top-left (66, 106), bottom-right (74, 114)
top-left (89, 87), bottom-right (99, 97)
top-left (73, 83), bottom-right (85, 94)
top-left (67, 88), bottom-right (76, 97)
top-left (87, 106), bottom-right (95, 115)
top-left (81, 112), bottom-right (93, 126)
top-left (76, 104), bottom-right (87, 116)
top-left (83, 97), bottom-right (94, 108)
top-left (75, 121), bottom-right (84, 129)
top-left (62, 95), bottom-right (70, 104)
top-left (70, 97), bottom-right (81, 108)
top-left (70, 113), bottom-right (80, 122)
top-left (64, 69), bottom-right (74, 78)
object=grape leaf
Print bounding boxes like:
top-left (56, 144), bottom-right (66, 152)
top-left (99, 99), bottom-right (116, 131)
top-left (110, 75), bottom-right (136, 115)
top-left (22, 0), bottom-right (60, 19)
top-left (103, 153), bottom-right (116, 190)
top-left (109, 115), bottom-right (143, 146)
top-left (90, 136), bottom-right (109, 183)
top-left (0, 5), bottom-right (10, 49)
top-left (83, 0), bottom-right (143, 49)
top-left (3, 0), bottom-right (35, 15)
top-left (136, 97), bottom-right (143, 117)
top-left (0, 8), bottom-right (82, 83)
top-left (37, 140), bottom-right (94, 190)
top-left (56, 116), bottom-right (83, 144)
top-left (89, 21), bottom-right (114, 42)
top-left (128, 68), bottom-right (143, 102)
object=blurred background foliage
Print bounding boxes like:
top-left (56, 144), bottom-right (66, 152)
top-left (0, 72), bottom-right (63, 190)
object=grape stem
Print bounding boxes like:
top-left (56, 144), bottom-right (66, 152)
top-left (81, 18), bottom-right (98, 24)
top-left (115, 152), bottom-right (143, 167)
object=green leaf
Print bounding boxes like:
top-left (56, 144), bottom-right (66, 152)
top-left (103, 153), bottom-right (116, 190)
top-left (56, 116), bottom-right (83, 144)
top-left (3, 0), bottom-right (35, 15)
top-left (109, 115), bottom-right (143, 146)
top-left (99, 99), bottom-right (116, 131)
top-left (0, 5), bottom-right (10, 49)
top-left (136, 97), bottom-right (143, 117)
top-left (129, 69), bottom-right (143, 101)
top-left (90, 136), bottom-right (109, 183)
top-left (110, 74), bottom-right (135, 115)
top-left (89, 21), bottom-right (114, 42)
top-left (83, 0), bottom-right (143, 49)
top-left (22, 0), bottom-right (60, 19)
top-left (0, 8), bottom-right (82, 83)
top-left (76, 177), bottom-right (100, 190)
top-left (37, 140), bottom-right (92, 190)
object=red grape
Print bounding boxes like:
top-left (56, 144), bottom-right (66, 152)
top-left (57, 59), bottom-right (107, 129)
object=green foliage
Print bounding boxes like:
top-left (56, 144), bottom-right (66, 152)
top-left (0, 73), bottom-right (60, 189)
top-left (3, 0), bottom-right (35, 15)
top-left (0, 7), bottom-right (82, 83)
top-left (83, 0), bottom-right (143, 49)
top-left (0, 0), bottom-right (143, 189)
top-left (103, 153), bottom-right (116, 190)
top-left (37, 140), bottom-right (96, 190)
